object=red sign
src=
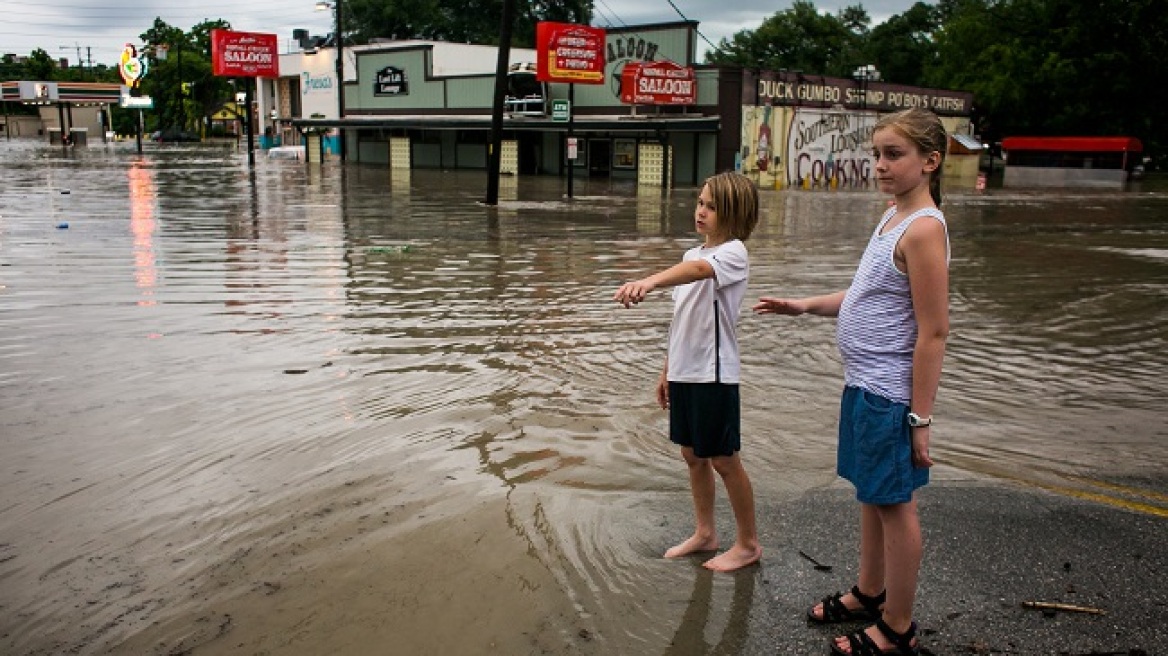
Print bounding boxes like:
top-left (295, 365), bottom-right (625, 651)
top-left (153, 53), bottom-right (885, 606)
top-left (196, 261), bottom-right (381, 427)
top-left (621, 61), bottom-right (696, 105)
top-left (211, 29), bottom-right (279, 78)
top-left (536, 22), bottom-right (605, 85)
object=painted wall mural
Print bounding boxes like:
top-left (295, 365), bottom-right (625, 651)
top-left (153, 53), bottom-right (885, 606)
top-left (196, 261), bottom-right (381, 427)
top-left (785, 109), bottom-right (878, 189)
top-left (741, 106), bottom-right (878, 190)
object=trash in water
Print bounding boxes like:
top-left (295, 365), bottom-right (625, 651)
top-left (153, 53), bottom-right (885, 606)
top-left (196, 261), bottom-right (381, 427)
top-left (366, 245), bottom-right (412, 254)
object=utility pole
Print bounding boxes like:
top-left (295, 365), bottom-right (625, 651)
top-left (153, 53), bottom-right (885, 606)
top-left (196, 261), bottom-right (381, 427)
top-left (59, 44), bottom-right (95, 80)
top-left (59, 44), bottom-right (82, 78)
top-left (484, 0), bottom-right (516, 205)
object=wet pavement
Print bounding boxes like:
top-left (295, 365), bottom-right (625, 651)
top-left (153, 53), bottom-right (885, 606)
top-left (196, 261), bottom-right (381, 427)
top-left (0, 140), bottom-right (1166, 655)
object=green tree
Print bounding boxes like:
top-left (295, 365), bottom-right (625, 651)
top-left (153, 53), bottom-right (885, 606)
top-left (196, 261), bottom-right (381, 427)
top-left (926, 0), bottom-right (1165, 155)
top-left (24, 48), bottom-right (58, 80)
top-left (136, 17), bottom-right (236, 135)
top-left (344, 0), bottom-right (591, 47)
top-left (705, 1), bottom-right (868, 77)
top-left (190, 19), bottom-right (232, 57)
top-left (862, 1), bottom-right (939, 86)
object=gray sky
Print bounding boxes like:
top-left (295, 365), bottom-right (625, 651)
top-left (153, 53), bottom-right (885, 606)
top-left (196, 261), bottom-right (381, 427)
top-left (2, 0), bottom-right (920, 69)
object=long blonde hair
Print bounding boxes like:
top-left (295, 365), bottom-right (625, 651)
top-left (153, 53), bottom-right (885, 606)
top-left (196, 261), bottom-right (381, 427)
top-left (874, 108), bottom-right (948, 207)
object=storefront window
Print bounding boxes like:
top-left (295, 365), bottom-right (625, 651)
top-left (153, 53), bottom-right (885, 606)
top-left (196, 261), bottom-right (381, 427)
top-left (614, 139), bottom-right (636, 169)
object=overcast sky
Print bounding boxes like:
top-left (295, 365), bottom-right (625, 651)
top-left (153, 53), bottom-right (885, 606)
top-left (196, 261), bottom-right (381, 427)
top-left (2, 0), bottom-right (920, 69)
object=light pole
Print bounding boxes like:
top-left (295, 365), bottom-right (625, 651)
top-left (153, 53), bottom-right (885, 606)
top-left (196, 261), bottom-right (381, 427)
top-left (852, 64), bottom-right (880, 110)
top-left (316, 0), bottom-right (346, 160)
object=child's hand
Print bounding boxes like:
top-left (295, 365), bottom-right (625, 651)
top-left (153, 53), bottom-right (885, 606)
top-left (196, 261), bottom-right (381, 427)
top-left (752, 297), bottom-right (805, 315)
top-left (656, 374), bottom-right (669, 409)
top-left (911, 427), bottom-right (934, 468)
top-left (614, 279), bottom-right (655, 308)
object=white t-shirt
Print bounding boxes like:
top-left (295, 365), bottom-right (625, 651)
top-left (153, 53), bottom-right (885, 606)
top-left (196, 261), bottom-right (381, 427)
top-left (667, 239), bottom-right (749, 384)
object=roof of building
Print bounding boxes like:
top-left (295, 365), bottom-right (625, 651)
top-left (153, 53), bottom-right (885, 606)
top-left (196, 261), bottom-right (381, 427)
top-left (949, 133), bottom-right (984, 153)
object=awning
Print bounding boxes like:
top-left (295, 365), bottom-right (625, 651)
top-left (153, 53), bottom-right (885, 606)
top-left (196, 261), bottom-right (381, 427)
top-left (949, 133), bottom-right (984, 152)
top-left (291, 113), bottom-right (721, 134)
top-left (1001, 136), bottom-right (1143, 153)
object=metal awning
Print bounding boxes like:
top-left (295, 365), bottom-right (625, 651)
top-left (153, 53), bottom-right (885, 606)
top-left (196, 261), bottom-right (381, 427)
top-left (950, 133), bottom-right (984, 151)
top-left (290, 113), bottom-right (721, 133)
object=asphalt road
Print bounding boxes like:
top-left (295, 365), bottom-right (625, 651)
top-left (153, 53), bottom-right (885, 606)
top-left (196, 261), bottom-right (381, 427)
top-left (697, 479), bottom-right (1165, 655)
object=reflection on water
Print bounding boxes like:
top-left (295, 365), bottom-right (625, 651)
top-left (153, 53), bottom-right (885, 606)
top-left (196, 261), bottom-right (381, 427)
top-left (1, 141), bottom-right (1166, 654)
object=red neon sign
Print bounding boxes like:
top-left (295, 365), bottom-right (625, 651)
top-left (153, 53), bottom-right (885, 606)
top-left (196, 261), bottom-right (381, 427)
top-left (536, 22), bottom-right (606, 85)
top-left (620, 61), bottom-right (696, 105)
top-left (211, 29), bottom-right (279, 78)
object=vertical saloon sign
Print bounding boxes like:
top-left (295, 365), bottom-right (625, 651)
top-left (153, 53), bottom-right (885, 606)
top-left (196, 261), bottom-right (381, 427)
top-left (211, 29), bottom-right (279, 78)
top-left (536, 22), bottom-right (606, 85)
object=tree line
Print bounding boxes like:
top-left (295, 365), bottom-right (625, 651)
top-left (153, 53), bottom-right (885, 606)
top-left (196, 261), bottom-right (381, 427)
top-left (706, 0), bottom-right (1165, 161)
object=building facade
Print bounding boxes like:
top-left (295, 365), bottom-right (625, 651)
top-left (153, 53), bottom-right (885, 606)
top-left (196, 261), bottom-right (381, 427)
top-left (1, 81), bottom-right (122, 144)
top-left (260, 22), bottom-right (976, 189)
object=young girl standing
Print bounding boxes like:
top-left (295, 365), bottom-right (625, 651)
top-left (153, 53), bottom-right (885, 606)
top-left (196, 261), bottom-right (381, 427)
top-left (754, 108), bottom-right (950, 654)
top-left (614, 171), bottom-right (763, 572)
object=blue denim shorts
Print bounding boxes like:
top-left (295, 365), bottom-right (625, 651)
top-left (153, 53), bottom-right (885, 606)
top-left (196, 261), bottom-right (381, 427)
top-left (837, 385), bottom-right (928, 504)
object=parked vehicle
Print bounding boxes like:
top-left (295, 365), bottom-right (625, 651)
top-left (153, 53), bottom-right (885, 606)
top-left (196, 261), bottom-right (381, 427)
top-left (504, 62), bottom-right (548, 117)
top-left (151, 128), bottom-right (201, 143)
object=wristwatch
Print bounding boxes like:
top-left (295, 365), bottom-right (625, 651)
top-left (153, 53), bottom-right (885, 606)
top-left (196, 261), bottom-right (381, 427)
top-left (907, 412), bottom-right (932, 428)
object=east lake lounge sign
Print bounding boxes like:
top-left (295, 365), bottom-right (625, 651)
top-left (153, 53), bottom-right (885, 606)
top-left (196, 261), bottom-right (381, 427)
top-left (745, 70), bottom-right (972, 116)
top-left (374, 66), bottom-right (408, 96)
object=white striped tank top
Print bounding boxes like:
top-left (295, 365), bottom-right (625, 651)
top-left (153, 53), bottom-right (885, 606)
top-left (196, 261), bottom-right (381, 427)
top-left (836, 206), bottom-right (948, 404)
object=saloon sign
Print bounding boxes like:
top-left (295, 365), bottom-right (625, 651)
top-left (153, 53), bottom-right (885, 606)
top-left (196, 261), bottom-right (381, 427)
top-left (211, 29), bottom-right (279, 78)
top-left (620, 60), bottom-right (695, 105)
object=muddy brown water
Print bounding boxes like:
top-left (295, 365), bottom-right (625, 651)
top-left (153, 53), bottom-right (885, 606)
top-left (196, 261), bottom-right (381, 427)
top-left (1, 142), bottom-right (1165, 654)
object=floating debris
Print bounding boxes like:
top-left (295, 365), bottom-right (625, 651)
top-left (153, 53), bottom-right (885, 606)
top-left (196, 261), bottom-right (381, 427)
top-left (365, 245), bottom-right (412, 254)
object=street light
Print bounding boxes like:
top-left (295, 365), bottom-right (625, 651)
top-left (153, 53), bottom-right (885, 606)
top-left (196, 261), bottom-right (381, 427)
top-left (852, 64), bottom-right (881, 110)
top-left (316, 0), bottom-right (345, 160)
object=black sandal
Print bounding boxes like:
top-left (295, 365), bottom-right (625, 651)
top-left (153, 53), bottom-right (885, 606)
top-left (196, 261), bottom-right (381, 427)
top-left (807, 585), bottom-right (886, 624)
top-left (829, 618), bottom-right (919, 656)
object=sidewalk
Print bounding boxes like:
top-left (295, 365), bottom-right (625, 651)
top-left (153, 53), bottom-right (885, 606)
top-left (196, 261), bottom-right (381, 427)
top-left (733, 480), bottom-right (1164, 655)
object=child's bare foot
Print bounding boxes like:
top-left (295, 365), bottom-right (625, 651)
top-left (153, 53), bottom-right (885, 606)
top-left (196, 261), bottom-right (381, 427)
top-left (702, 544), bottom-right (762, 572)
top-left (664, 534), bottom-right (718, 558)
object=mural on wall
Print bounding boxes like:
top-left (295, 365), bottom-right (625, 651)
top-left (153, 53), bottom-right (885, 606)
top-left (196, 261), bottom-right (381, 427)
top-left (785, 109), bottom-right (878, 189)
top-left (741, 106), bottom-right (879, 189)
top-left (739, 105), bottom-right (787, 188)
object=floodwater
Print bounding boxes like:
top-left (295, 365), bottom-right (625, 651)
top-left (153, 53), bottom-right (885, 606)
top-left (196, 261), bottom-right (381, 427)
top-left (1, 141), bottom-right (1166, 655)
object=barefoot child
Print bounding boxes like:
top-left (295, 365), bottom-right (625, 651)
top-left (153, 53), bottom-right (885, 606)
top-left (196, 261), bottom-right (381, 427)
top-left (754, 108), bottom-right (950, 654)
top-left (614, 171), bottom-right (762, 572)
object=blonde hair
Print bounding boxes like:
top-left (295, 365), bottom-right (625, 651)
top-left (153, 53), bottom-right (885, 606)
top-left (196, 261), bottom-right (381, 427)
top-left (875, 108), bottom-right (948, 207)
top-left (703, 171), bottom-right (760, 241)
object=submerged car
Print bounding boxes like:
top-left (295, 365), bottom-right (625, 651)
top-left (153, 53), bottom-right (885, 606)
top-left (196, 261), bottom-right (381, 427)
top-left (152, 128), bottom-right (201, 142)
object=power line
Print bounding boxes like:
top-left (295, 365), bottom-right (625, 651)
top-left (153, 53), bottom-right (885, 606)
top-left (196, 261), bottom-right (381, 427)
top-left (659, 0), bottom-right (718, 52)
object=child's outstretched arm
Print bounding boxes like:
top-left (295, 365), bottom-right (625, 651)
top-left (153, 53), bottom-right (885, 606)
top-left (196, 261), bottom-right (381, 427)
top-left (753, 290), bottom-right (846, 318)
top-left (613, 260), bottom-right (715, 308)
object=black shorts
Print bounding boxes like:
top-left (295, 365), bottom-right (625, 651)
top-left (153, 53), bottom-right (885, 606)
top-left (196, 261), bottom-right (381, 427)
top-left (668, 382), bottom-right (741, 458)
